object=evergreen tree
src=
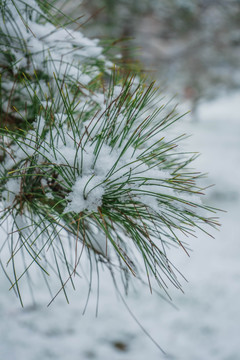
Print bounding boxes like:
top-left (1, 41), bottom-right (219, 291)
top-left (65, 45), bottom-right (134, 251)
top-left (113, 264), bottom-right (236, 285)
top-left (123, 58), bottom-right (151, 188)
top-left (0, 0), bottom-right (218, 305)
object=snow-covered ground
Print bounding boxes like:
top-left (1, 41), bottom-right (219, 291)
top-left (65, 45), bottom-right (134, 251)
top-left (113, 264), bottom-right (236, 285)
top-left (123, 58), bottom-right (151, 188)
top-left (1, 93), bottom-right (240, 360)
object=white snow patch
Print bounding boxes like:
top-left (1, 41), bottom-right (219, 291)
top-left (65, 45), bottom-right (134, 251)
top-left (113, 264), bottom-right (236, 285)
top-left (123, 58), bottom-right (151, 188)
top-left (64, 175), bottom-right (105, 213)
top-left (2, 178), bottom-right (21, 207)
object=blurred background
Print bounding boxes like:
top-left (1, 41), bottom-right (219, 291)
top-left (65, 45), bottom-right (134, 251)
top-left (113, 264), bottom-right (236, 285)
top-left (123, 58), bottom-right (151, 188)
top-left (65, 0), bottom-right (240, 114)
top-left (1, 1), bottom-right (240, 359)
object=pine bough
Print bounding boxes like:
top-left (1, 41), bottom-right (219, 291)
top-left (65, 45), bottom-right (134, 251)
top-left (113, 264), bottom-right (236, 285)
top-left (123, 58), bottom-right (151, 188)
top-left (0, 0), bottom-right (218, 305)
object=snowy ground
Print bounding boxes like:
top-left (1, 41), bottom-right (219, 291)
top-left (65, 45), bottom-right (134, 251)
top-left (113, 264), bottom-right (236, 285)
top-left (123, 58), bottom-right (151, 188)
top-left (1, 93), bottom-right (240, 360)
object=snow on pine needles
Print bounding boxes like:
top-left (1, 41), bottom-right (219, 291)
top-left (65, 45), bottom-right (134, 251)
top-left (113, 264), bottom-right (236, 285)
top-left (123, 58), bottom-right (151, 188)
top-left (0, 0), bottom-right (218, 305)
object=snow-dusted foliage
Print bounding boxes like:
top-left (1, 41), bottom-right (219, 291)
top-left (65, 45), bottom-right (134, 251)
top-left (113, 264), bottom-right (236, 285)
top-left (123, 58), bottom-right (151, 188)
top-left (0, 0), bottom-right (218, 305)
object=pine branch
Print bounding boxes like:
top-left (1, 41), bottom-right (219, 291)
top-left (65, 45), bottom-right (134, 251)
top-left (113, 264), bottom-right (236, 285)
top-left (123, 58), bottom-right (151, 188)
top-left (0, 0), bottom-right (219, 305)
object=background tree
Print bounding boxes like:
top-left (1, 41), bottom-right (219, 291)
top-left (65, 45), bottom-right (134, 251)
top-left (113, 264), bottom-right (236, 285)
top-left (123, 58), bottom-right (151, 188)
top-left (77, 0), bottom-right (240, 113)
